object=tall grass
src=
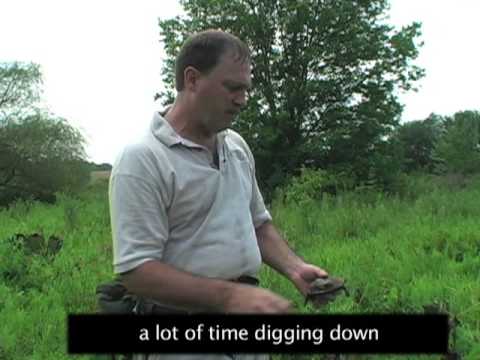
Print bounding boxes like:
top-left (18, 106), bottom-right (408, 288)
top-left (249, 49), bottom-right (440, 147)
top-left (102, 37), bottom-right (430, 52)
top-left (0, 177), bottom-right (478, 359)
top-left (266, 176), bottom-right (480, 359)
top-left (0, 182), bottom-right (112, 360)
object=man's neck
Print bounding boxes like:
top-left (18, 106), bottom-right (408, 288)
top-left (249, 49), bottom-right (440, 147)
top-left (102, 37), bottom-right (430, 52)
top-left (164, 101), bottom-right (216, 152)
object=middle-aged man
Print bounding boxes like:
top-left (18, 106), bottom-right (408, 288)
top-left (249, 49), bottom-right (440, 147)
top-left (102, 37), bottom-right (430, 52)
top-left (109, 29), bottom-right (329, 359)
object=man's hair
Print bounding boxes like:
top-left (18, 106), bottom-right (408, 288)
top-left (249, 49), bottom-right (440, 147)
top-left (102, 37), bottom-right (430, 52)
top-left (175, 29), bottom-right (251, 91)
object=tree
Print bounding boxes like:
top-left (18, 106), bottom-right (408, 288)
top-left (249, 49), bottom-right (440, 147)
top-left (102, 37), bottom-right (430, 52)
top-left (394, 114), bottom-right (444, 173)
top-left (0, 62), bottom-right (42, 122)
top-left (157, 0), bottom-right (424, 197)
top-left (0, 112), bottom-right (90, 205)
top-left (434, 110), bottom-right (480, 176)
top-left (0, 62), bottom-right (89, 205)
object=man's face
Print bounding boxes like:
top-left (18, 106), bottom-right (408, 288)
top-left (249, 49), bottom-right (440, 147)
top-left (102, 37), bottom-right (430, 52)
top-left (194, 50), bottom-right (251, 134)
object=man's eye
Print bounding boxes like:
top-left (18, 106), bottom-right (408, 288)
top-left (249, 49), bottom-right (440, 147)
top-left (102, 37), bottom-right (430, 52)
top-left (225, 83), bottom-right (243, 92)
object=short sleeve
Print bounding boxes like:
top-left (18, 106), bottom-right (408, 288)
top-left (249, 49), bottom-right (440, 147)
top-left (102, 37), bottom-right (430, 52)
top-left (109, 146), bottom-right (171, 274)
top-left (249, 163), bottom-right (272, 228)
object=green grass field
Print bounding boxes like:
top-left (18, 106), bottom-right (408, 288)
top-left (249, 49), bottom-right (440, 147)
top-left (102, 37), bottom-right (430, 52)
top-left (0, 177), bottom-right (478, 359)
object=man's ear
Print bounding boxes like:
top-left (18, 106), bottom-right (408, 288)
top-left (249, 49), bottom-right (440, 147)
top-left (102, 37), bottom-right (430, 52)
top-left (184, 66), bottom-right (201, 92)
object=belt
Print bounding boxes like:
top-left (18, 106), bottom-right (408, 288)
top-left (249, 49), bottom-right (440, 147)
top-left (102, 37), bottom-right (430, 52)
top-left (230, 275), bottom-right (260, 286)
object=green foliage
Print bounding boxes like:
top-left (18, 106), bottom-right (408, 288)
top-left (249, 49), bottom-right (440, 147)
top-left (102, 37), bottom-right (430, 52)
top-left (435, 110), bottom-right (480, 176)
top-left (157, 0), bottom-right (425, 199)
top-left (0, 112), bottom-right (90, 206)
top-left (280, 161), bottom-right (406, 210)
top-left (394, 114), bottom-right (444, 173)
top-left (362, 137), bottom-right (406, 193)
top-left (0, 178), bottom-right (479, 358)
top-left (0, 182), bottom-right (111, 360)
top-left (84, 161), bottom-right (113, 172)
top-left (0, 62), bottom-right (43, 122)
top-left (392, 110), bottom-right (480, 181)
top-left (280, 167), bottom-right (352, 206)
top-left (0, 62), bottom-right (90, 206)
top-left (267, 175), bottom-right (480, 358)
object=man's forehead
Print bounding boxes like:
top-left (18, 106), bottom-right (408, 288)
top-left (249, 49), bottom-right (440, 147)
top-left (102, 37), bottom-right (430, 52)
top-left (214, 52), bottom-right (252, 85)
top-left (218, 50), bottom-right (251, 68)
top-left (221, 47), bottom-right (250, 63)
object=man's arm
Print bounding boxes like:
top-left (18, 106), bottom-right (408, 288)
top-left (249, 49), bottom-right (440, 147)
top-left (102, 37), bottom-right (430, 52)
top-left (121, 259), bottom-right (292, 314)
top-left (255, 221), bottom-right (328, 296)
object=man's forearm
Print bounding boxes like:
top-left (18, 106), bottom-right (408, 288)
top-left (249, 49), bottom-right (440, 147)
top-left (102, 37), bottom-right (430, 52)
top-left (121, 259), bottom-right (293, 314)
top-left (121, 260), bottom-right (234, 312)
top-left (255, 221), bottom-right (304, 280)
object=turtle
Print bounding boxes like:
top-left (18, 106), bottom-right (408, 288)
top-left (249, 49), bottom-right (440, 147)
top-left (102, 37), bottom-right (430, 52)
top-left (304, 276), bottom-right (349, 307)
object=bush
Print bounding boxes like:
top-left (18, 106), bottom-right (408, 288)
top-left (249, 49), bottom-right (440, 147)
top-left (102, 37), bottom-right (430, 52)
top-left (279, 168), bottom-right (353, 205)
top-left (0, 113), bottom-right (89, 206)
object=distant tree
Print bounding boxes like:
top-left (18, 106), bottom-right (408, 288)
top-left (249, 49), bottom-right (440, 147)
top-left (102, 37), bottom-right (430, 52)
top-left (95, 163), bottom-right (113, 171)
top-left (394, 113), bottom-right (444, 173)
top-left (0, 62), bottom-right (89, 205)
top-left (0, 62), bottom-right (42, 122)
top-left (0, 112), bottom-right (90, 205)
top-left (83, 161), bottom-right (112, 171)
top-left (157, 0), bottom-right (424, 197)
top-left (434, 110), bottom-right (480, 176)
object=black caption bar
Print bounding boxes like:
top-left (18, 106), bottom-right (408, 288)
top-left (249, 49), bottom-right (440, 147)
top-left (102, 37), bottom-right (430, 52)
top-left (68, 314), bottom-right (449, 354)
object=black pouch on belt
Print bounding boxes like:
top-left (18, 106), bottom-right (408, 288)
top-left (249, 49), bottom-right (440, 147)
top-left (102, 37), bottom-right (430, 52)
top-left (96, 277), bottom-right (138, 314)
top-left (136, 299), bottom-right (189, 315)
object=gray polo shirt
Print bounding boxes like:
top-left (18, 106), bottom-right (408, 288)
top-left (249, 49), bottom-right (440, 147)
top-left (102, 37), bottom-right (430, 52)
top-left (110, 110), bottom-right (272, 279)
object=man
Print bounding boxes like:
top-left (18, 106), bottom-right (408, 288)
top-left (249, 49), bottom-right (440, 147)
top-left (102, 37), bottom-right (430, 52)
top-left (109, 29), bottom-right (328, 359)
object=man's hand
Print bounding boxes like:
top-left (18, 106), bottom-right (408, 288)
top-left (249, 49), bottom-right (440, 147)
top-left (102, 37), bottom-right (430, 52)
top-left (222, 283), bottom-right (293, 314)
top-left (289, 262), bottom-right (329, 297)
top-left (255, 222), bottom-right (328, 299)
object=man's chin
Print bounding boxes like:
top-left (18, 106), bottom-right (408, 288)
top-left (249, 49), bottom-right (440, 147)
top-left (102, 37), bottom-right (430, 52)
top-left (217, 125), bottom-right (230, 133)
top-left (220, 115), bottom-right (235, 131)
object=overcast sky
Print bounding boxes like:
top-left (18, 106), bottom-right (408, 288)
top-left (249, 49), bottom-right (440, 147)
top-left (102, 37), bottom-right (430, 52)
top-left (1, 0), bottom-right (479, 164)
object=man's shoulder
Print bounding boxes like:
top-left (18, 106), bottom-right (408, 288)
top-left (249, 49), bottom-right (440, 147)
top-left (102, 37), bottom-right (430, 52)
top-left (224, 129), bottom-right (256, 165)
top-left (112, 136), bottom-right (171, 177)
top-left (224, 129), bottom-right (251, 152)
top-left (115, 137), bottom-right (156, 162)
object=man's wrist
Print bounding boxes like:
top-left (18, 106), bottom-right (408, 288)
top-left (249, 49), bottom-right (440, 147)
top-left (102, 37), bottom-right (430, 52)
top-left (210, 279), bottom-right (236, 313)
top-left (283, 258), bottom-right (306, 282)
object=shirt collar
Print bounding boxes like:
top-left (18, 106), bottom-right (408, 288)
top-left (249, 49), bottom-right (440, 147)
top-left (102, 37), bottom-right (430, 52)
top-left (150, 108), bottom-right (228, 149)
top-left (150, 109), bottom-right (183, 147)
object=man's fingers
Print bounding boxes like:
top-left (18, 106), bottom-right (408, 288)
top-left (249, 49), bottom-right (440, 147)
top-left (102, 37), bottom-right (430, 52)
top-left (261, 294), bottom-right (292, 313)
top-left (316, 269), bottom-right (329, 278)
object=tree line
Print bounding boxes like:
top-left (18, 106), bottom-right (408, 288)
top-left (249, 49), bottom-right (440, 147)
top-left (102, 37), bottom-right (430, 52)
top-left (1, 0), bottom-right (479, 206)
top-left (157, 0), bottom-right (479, 199)
top-left (395, 111), bottom-right (480, 176)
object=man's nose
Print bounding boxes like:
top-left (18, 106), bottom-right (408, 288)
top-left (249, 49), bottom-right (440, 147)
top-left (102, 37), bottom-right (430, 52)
top-left (233, 90), bottom-right (247, 108)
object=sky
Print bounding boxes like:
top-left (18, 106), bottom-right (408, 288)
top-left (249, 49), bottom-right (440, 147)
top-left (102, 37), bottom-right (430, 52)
top-left (1, 0), bottom-right (479, 164)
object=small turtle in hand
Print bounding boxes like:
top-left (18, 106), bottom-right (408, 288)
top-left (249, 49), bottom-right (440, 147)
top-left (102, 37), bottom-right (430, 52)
top-left (305, 276), bottom-right (349, 307)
